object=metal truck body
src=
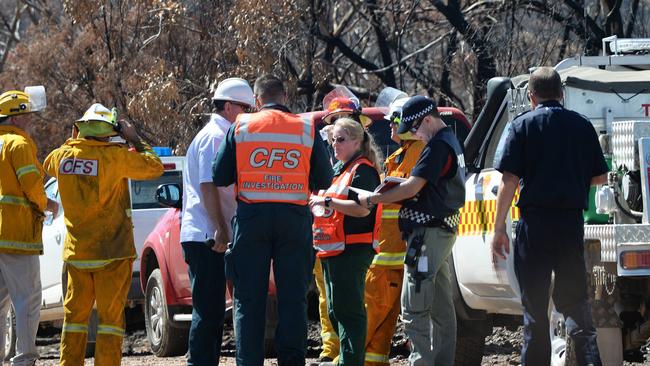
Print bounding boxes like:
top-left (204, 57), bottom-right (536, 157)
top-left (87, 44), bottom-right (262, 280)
top-left (453, 37), bottom-right (650, 365)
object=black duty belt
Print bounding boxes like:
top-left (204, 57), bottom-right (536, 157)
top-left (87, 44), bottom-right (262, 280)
top-left (399, 207), bottom-right (459, 234)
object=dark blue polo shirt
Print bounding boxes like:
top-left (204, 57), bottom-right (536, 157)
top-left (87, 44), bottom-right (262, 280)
top-left (495, 100), bottom-right (608, 210)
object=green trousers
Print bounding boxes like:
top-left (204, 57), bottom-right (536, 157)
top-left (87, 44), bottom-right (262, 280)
top-left (322, 246), bottom-right (375, 366)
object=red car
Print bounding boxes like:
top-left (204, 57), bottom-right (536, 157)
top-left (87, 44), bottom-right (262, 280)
top-left (139, 183), bottom-right (279, 357)
top-left (138, 107), bottom-right (470, 357)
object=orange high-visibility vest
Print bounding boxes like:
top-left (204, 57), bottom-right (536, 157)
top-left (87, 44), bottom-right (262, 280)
top-left (234, 109), bottom-right (314, 205)
top-left (313, 157), bottom-right (382, 258)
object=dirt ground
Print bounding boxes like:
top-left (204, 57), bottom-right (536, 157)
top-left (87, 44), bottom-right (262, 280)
top-left (33, 321), bottom-right (520, 365)
top-left (31, 322), bottom-right (647, 365)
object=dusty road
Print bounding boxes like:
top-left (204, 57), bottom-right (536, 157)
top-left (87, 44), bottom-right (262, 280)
top-left (33, 322), bottom-right (524, 365)
top-left (31, 322), bottom-right (647, 365)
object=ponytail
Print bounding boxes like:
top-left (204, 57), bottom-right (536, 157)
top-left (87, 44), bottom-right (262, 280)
top-left (361, 130), bottom-right (384, 173)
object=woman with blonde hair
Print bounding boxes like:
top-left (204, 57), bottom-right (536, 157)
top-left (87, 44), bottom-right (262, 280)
top-left (310, 117), bottom-right (383, 366)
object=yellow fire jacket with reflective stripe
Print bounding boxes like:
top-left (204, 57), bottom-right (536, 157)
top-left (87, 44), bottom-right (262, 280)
top-left (234, 110), bottom-right (314, 205)
top-left (373, 140), bottom-right (426, 269)
top-left (0, 125), bottom-right (47, 254)
top-left (43, 138), bottom-right (163, 269)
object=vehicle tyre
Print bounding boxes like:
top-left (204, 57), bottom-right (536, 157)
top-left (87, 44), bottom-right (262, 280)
top-left (549, 301), bottom-right (568, 366)
top-left (550, 299), bottom-right (585, 366)
top-left (144, 268), bottom-right (188, 357)
top-left (61, 265), bottom-right (98, 358)
top-left (4, 306), bottom-right (16, 361)
top-left (455, 318), bottom-right (488, 366)
top-left (565, 335), bottom-right (578, 366)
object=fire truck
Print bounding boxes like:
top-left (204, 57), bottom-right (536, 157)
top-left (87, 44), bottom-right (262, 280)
top-left (453, 37), bottom-right (650, 365)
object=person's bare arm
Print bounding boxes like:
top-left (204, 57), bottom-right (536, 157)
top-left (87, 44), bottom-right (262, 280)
top-left (490, 172), bottom-right (519, 264)
top-left (200, 183), bottom-right (229, 253)
top-left (310, 196), bottom-right (370, 217)
top-left (357, 176), bottom-right (427, 207)
top-left (591, 173), bottom-right (607, 186)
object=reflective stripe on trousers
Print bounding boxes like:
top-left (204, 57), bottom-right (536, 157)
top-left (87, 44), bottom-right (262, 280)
top-left (66, 259), bottom-right (115, 270)
top-left (62, 322), bottom-right (88, 334)
top-left (60, 259), bottom-right (132, 366)
top-left (65, 256), bottom-right (135, 270)
top-left (97, 324), bottom-right (125, 337)
top-left (365, 352), bottom-right (390, 364)
top-left (371, 251), bottom-right (406, 266)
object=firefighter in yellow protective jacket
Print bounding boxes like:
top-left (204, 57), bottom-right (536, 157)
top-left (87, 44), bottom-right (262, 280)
top-left (364, 98), bottom-right (425, 365)
top-left (43, 104), bottom-right (163, 366)
top-left (0, 88), bottom-right (57, 366)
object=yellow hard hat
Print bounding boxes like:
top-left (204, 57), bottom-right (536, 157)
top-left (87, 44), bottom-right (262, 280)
top-left (0, 91), bottom-right (32, 117)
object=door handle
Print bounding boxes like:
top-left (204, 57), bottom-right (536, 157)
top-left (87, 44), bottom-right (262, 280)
top-left (55, 232), bottom-right (62, 244)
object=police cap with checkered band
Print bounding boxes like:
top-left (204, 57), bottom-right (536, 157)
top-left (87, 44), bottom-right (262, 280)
top-left (396, 95), bottom-right (438, 135)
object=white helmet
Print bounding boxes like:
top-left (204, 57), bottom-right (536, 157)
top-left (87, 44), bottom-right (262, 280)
top-left (77, 103), bottom-right (117, 127)
top-left (386, 97), bottom-right (408, 121)
top-left (212, 78), bottom-right (255, 108)
top-left (374, 87), bottom-right (408, 121)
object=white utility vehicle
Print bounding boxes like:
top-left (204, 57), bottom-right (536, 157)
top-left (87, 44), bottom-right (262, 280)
top-left (3, 152), bottom-right (183, 359)
top-left (453, 37), bottom-right (650, 366)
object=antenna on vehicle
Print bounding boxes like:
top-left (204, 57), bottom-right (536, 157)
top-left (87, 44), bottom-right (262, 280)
top-left (583, 2), bottom-right (588, 55)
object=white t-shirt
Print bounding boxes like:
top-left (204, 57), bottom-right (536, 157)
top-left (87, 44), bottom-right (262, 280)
top-left (180, 114), bottom-right (236, 243)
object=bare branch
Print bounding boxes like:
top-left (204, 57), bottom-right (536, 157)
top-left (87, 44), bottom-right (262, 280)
top-left (359, 32), bottom-right (449, 74)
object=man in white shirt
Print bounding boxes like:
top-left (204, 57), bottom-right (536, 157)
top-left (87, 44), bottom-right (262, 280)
top-left (180, 78), bottom-right (254, 366)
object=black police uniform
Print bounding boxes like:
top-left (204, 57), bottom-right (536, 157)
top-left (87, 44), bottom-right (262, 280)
top-left (495, 100), bottom-right (608, 366)
top-left (398, 126), bottom-right (466, 234)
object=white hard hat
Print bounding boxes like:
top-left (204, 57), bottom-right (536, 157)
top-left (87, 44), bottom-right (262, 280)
top-left (212, 78), bottom-right (255, 108)
top-left (77, 103), bottom-right (117, 127)
top-left (385, 97), bottom-right (408, 121)
top-left (24, 86), bottom-right (47, 112)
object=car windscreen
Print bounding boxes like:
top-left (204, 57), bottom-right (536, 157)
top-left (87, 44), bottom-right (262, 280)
top-left (130, 170), bottom-right (183, 209)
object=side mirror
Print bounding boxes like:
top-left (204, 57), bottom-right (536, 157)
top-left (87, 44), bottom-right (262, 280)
top-left (155, 184), bottom-right (182, 209)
